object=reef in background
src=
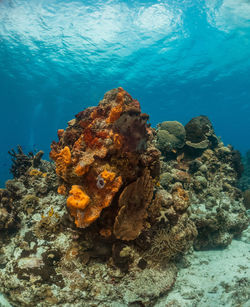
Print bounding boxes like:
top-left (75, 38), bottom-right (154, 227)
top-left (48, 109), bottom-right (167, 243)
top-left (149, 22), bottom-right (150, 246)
top-left (155, 116), bottom-right (248, 250)
top-left (238, 150), bottom-right (250, 209)
top-left (0, 89), bottom-right (248, 307)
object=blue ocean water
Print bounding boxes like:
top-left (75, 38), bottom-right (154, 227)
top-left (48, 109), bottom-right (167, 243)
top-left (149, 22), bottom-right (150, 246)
top-left (0, 0), bottom-right (250, 187)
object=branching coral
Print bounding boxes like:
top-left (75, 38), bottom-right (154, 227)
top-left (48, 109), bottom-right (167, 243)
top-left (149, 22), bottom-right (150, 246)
top-left (8, 146), bottom-right (44, 178)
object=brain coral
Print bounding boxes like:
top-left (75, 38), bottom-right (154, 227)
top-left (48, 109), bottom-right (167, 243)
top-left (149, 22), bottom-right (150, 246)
top-left (50, 87), bottom-right (160, 240)
top-left (156, 121), bottom-right (186, 154)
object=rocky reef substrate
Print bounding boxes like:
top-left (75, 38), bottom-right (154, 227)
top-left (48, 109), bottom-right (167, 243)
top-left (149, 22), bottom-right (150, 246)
top-left (238, 150), bottom-right (250, 210)
top-left (0, 88), bottom-right (249, 307)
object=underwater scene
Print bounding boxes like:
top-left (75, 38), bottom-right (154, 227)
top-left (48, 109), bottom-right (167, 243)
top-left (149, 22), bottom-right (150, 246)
top-left (0, 0), bottom-right (249, 306)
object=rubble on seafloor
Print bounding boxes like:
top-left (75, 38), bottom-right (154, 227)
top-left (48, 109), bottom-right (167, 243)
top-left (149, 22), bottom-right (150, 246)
top-left (0, 88), bottom-right (249, 307)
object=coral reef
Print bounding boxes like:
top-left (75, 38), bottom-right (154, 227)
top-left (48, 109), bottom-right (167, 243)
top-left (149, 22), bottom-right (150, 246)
top-left (144, 184), bottom-right (197, 262)
top-left (113, 169), bottom-right (154, 241)
top-left (0, 189), bottom-right (17, 230)
top-left (0, 92), bottom-right (248, 307)
top-left (238, 150), bottom-right (250, 209)
top-left (50, 87), bottom-right (160, 240)
top-left (238, 150), bottom-right (250, 191)
top-left (156, 116), bottom-right (248, 250)
top-left (185, 115), bottom-right (218, 151)
top-left (0, 148), bottom-right (58, 232)
top-left (188, 145), bottom-right (248, 249)
top-left (49, 87), bottom-right (195, 263)
top-left (156, 121), bottom-right (186, 154)
top-left (0, 89), bottom-right (191, 307)
top-left (243, 189), bottom-right (250, 210)
top-left (146, 212), bottom-right (197, 263)
top-left (8, 146), bottom-right (45, 178)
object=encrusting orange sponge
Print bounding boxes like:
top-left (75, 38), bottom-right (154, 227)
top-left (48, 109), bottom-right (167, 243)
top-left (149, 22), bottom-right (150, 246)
top-left (100, 170), bottom-right (116, 183)
top-left (57, 184), bottom-right (67, 195)
top-left (67, 185), bottom-right (91, 228)
top-left (66, 172), bottom-right (123, 228)
top-left (50, 146), bottom-right (72, 180)
top-left (67, 185), bottom-right (90, 210)
top-left (106, 87), bottom-right (125, 124)
top-left (50, 88), bottom-right (158, 233)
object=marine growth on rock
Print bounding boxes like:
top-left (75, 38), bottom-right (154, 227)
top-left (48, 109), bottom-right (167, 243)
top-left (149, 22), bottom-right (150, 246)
top-left (156, 116), bottom-right (248, 249)
top-left (0, 89), bottom-right (248, 307)
top-left (50, 87), bottom-right (160, 240)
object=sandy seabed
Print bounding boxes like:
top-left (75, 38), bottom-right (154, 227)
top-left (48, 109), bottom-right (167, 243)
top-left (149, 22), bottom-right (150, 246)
top-left (1, 221), bottom-right (249, 307)
top-left (156, 222), bottom-right (250, 307)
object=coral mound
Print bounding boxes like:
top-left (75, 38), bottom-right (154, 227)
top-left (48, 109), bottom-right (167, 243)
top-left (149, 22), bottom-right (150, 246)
top-left (0, 92), bottom-right (248, 307)
top-left (156, 120), bottom-right (186, 154)
top-left (239, 150), bottom-right (250, 193)
top-left (50, 87), bottom-right (160, 239)
top-left (156, 116), bottom-right (248, 250)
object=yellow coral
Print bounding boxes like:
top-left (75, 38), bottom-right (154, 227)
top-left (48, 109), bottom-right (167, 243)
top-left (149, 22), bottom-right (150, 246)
top-left (67, 185), bottom-right (91, 228)
top-left (83, 175), bottom-right (122, 227)
top-left (101, 175), bottom-right (122, 208)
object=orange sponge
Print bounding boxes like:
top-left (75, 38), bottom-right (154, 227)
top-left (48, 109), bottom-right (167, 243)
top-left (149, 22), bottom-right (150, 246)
top-left (54, 146), bottom-right (71, 180)
top-left (106, 88), bottom-right (126, 124)
top-left (67, 185), bottom-right (90, 210)
top-left (100, 170), bottom-right (116, 183)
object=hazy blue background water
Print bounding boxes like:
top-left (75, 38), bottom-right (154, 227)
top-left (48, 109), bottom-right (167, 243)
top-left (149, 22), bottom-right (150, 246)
top-left (0, 0), bottom-right (250, 187)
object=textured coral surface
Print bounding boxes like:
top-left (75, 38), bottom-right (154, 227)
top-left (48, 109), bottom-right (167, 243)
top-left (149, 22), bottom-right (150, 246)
top-left (50, 87), bottom-right (160, 240)
top-left (156, 116), bottom-right (248, 250)
top-left (0, 162), bottom-right (177, 307)
top-left (0, 92), bottom-right (248, 307)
